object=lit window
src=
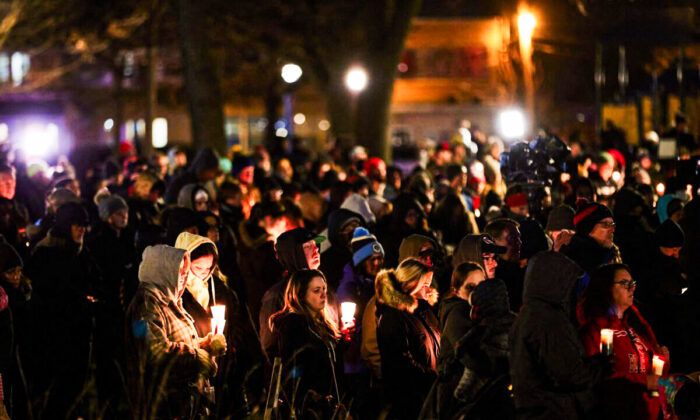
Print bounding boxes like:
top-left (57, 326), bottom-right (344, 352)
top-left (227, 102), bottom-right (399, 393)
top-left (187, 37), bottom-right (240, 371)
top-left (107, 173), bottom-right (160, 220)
top-left (11, 52), bottom-right (30, 86)
top-left (136, 119), bottom-right (146, 138)
top-left (152, 118), bottom-right (168, 148)
top-left (125, 119), bottom-right (135, 141)
top-left (0, 54), bottom-right (9, 82)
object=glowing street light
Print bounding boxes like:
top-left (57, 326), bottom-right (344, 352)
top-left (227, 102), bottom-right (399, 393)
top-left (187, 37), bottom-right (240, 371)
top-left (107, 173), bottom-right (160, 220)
top-left (281, 63), bottom-right (303, 84)
top-left (345, 67), bottom-right (368, 92)
top-left (496, 109), bottom-right (527, 140)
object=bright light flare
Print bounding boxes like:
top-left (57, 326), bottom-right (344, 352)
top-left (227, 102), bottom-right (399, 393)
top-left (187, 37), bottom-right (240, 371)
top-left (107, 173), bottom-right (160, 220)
top-left (318, 120), bottom-right (330, 131)
top-left (281, 63), bottom-right (303, 84)
top-left (293, 113), bottom-right (306, 125)
top-left (496, 109), bottom-right (526, 140)
top-left (275, 127), bottom-right (288, 138)
top-left (20, 122), bottom-right (59, 158)
top-left (0, 123), bottom-right (8, 142)
top-left (345, 67), bottom-right (368, 92)
top-left (103, 118), bottom-right (114, 132)
top-left (518, 11), bottom-right (536, 40)
top-left (612, 171), bottom-right (621, 183)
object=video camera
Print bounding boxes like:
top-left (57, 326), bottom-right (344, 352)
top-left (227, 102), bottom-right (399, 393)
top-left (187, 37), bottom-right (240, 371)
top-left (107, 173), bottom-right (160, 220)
top-left (500, 133), bottom-right (571, 219)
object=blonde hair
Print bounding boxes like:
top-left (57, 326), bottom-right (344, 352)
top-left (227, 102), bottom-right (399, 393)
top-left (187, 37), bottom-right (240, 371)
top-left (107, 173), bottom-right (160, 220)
top-left (269, 269), bottom-right (340, 340)
top-left (375, 258), bottom-right (437, 312)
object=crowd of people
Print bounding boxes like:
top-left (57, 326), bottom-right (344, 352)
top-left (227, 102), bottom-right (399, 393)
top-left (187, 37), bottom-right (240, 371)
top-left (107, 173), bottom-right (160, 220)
top-left (0, 122), bottom-right (699, 420)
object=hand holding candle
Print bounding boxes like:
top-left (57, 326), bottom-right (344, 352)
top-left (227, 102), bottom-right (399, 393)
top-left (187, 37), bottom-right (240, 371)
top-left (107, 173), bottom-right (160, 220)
top-left (647, 354), bottom-right (664, 397)
top-left (600, 329), bottom-right (614, 356)
top-left (210, 305), bottom-right (226, 335)
top-left (340, 302), bottom-right (356, 331)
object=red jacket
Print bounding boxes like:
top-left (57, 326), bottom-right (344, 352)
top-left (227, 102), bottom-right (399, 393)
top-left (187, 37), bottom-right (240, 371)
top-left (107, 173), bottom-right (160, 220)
top-left (579, 306), bottom-right (667, 420)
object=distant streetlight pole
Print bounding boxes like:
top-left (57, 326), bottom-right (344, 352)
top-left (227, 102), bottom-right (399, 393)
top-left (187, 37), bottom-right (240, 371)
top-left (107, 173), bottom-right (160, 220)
top-left (518, 8), bottom-right (536, 135)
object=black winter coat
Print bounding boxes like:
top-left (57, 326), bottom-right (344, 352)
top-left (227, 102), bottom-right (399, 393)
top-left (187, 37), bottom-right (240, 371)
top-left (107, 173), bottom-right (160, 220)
top-left (377, 299), bottom-right (441, 419)
top-left (560, 233), bottom-right (616, 275)
top-left (509, 251), bottom-right (606, 420)
top-left (271, 312), bottom-right (340, 409)
top-left (182, 275), bottom-right (266, 418)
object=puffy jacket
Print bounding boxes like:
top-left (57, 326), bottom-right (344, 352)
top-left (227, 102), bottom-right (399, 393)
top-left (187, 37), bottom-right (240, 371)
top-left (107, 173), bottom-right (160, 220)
top-left (376, 271), bottom-right (440, 419)
top-left (509, 251), bottom-right (606, 420)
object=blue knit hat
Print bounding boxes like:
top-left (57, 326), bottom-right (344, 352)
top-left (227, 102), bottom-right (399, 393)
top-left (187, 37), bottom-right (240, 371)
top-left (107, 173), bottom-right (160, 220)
top-left (350, 227), bottom-right (384, 266)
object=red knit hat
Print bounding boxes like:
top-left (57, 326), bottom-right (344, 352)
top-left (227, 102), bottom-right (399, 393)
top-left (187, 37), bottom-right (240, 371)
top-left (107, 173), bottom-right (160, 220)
top-left (573, 202), bottom-right (613, 236)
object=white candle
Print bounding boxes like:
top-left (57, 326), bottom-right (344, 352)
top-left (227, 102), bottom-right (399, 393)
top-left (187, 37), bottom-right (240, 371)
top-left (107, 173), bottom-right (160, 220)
top-left (652, 355), bottom-right (664, 376)
top-left (600, 329), bottom-right (614, 355)
top-left (340, 302), bottom-right (356, 327)
top-left (210, 304), bottom-right (226, 335)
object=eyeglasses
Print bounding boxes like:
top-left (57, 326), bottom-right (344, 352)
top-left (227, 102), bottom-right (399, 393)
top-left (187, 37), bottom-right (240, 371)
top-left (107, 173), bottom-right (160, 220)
top-left (597, 221), bottom-right (616, 229)
top-left (614, 279), bottom-right (636, 290)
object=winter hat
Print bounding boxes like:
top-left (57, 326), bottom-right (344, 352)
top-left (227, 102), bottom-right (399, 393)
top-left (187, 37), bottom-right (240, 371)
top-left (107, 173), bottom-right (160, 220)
top-left (55, 202), bottom-right (90, 232)
top-left (97, 194), bottom-right (128, 221)
top-left (654, 220), bottom-right (685, 248)
top-left (275, 228), bottom-right (325, 273)
top-left (0, 240), bottom-right (22, 273)
top-left (351, 227), bottom-right (384, 266)
top-left (46, 188), bottom-right (80, 213)
top-left (573, 202), bottom-right (613, 236)
top-left (231, 155), bottom-right (254, 177)
top-left (364, 157), bottom-right (386, 178)
top-left (545, 205), bottom-right (575, 232)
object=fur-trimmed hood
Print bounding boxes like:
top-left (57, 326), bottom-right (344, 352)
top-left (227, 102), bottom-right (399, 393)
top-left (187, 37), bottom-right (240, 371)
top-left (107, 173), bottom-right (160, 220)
top-left (375, 269), bottom-right (438, 313)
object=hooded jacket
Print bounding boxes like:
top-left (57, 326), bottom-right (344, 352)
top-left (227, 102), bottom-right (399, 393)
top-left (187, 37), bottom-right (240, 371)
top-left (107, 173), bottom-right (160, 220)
top-left (320, 209), bottom-right (364, 291)
top-left (126, 245), bottom-right (215, 417)
top-left (174, 233), bottom-right (264, 416)
top-left (509, 251), bottom-right (606, 420)
top-left (375, 270), bottom-right (440, 418)
top-left (177, 183), bottom-right (210, 212)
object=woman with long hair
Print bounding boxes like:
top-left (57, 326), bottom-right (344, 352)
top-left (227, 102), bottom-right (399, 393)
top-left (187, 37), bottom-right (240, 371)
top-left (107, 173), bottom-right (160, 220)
top-left (269, 269), bottom-right (342, 416)
top-left (374, 257), bottom-right (440, 418)
top-left (578, 263), bottom-right (669, 420)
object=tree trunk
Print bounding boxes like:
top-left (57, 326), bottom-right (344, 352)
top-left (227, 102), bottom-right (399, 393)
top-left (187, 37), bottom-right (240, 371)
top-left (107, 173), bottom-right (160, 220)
top-left (324, 65), bottom-right (354, 149)
top-left (172, 0), bottom-right (226, 154)
top-left (112, 58), bottom-right (124, 157)
top-left (355, 56), bottom-right (396, 160)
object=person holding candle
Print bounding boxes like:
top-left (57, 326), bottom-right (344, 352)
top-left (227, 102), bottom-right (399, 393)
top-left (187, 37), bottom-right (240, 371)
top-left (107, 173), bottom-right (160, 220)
top-left (374, 258), bottom-right (439, 418)
top-left (578, 263), bottom-right (670, 420)
top-left (269, 269), bottom-right (342, 417)
top-left (125, 245), bottom-right (221, 418)
top-left (174, 231), bottom-right (264, 418)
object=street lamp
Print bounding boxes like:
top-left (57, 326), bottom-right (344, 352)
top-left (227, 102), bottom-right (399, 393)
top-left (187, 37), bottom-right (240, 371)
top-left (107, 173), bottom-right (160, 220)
top-left (345, 67), bottom-right (368, 92)
top-left (517, 11), bottom-right (536, 41)
top-left (281, 63), bottom-right (302, 84)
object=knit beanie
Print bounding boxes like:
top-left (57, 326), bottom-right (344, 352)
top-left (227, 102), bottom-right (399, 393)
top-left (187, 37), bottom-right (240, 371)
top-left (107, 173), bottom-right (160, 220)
top-left (97, 194), bottom-right (128, 221)
top-left (654, 219), bottom-right (685, 248)
top-left (545, 205), bottom-right (575, 232)
top-left (469, 278), bottom-right (510, 320)
top-left (350, 227), bottom-right (384, 266)
top-left (573, 202), bottom-right (613, 236)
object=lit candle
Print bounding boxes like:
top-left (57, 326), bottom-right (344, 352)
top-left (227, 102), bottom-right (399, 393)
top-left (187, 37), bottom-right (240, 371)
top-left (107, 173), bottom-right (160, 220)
top-left (210, 304), bottom-right (226, 335)
top-left (340, 302), bottom-right (356, 328)
top-left (652, 355), bottom-right (664, 376)
top-left (600, 329), bottom-right (614, 355)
